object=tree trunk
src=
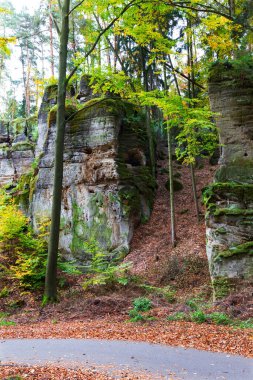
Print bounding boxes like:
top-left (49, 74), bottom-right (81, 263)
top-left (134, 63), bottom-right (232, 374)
top-left (44, 0), bottom-right (70, 302)
top-left (163, 61), bottom-right (177, 247)
top-left (228, 0), bottom-right (235, 17)
top-left (190, 163), bottom-right (200, 223)
top-left (167, 125), bottom-right (176, 247)
top-left (49, 0), bottom-right (55, 77)
top-left (187, 17), bottom-right (200, 222)
top-left (141, 46), bottom-right (155, 176)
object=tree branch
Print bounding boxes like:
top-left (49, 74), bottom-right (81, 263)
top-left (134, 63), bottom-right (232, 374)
top-left (68, 0), bottom-right (85, 16)
top-left (93, 12), bottom-right (136, 92)
top-left (162, 0), bottom-right (253, 32)
top-left (50, 13), bottom-right (61, 36)
top-left (66, 0), bottom-right (139, 83)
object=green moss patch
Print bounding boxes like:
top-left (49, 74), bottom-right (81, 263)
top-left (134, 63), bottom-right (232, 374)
top-left (217, 241), bottom-right (253, 259)
top-left (213, 208), bottom-right (253, 217)
top-left (203, 182), bottom-right (253, 211)
top-left (71, 195), bottom-right (113, 260)
top-left (11, 141), bottom-right (34, 152)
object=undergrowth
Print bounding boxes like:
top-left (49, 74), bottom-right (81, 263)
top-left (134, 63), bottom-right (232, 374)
top-left (0, 312), bottom-right (16, 327)
top-left (0, 192), bottom-right (80, 290)
top-left (82, 239), bottom-right (135, 291)
top-left (167, 296), bottom-right (253, 329)
top-left (128, 297), bottom-right (155, 322)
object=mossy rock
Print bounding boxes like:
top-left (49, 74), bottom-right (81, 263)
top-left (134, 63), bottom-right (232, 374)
top-left (209, 56), bottom-right (253, 87)
top-left (213, 208), bottom-right (253, 217)
top-left (11, 141), bottom-right (34, 152)
top-left (216, 241), bottom-right (253, 259)
top-left (215, 160), bottom-right (253, 184)
top-left (48, 103), bottom-right (78, 126)
top-left (203, 182), bottom-right (253, 210)
top-left (165, 178), bottom-right (183, 192)
top-left (214, 227), bottom-right (227, 235)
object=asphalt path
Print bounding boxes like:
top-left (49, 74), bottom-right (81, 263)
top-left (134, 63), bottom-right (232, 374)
top-left (1, 339), bottom-right (253, 379)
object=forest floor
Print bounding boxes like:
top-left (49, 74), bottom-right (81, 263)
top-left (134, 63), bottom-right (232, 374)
top-left (1, 156), bottom-right (253, 379)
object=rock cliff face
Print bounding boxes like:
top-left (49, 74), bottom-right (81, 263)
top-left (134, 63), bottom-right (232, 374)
top-left (30, 82), bottom-right (155, 263)
top-left (206, 62), bottom-right (253, 298)
top-left (0, 119), bottom-right (35, 186)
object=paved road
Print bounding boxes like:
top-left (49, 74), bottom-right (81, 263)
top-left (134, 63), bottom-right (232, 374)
top-left (0, 339), bottom-right (253, 379)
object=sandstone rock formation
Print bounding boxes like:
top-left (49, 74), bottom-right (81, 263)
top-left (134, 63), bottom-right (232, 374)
top-left (30, 81), bottom-right (155, 263)
top-left (206, 61), bottom-right (253, 298)
top-left (0, 119), bottom-right (35, 186)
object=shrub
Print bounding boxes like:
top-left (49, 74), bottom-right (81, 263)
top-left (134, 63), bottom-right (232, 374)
top-left (128, 297), bottom-right (154, 322)
top-left (133, 297), bottom-right (152, 312)
top-left (207, 312), bottom-right (231, 325)
top-left (0, 193), bottom-right (79, 289)
top-left (82, 239), bottom-right (133, 291)
top-left (0, 313), bottom-right (16, 327)
top-left (190, 310), bottom-right (207, 323)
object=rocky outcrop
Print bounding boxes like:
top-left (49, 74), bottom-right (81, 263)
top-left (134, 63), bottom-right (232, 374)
top-left (0, 119), bottom-right (35, 186)
top-left (31, 82), bottom-right (155, 263)
top-left (206, 61), bottom-right (253, 298)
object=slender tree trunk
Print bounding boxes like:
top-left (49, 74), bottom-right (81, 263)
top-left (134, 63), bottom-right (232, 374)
top-left (114, 35), bottom-right (118, 70)
top-left (25, 41), bottom-right (31, 117)
top-left (167, 125), bottom-right (176, 247)
top-left (187, 18), bottom-right (200, 222)
top-left (141, 46), bottom-right (155, 176)
top-left (228, 0), bottom-right (235, 17)
top-left (45, 0), bottom-right (70, 302)
top-left (49, 0), bottom-right (55, 77)
top-left (163, 61), bottom-right (176, 247)
top-left (190, 163), bottom-right (200, 222)
top-left (41, 42), bottom-right (45, 79)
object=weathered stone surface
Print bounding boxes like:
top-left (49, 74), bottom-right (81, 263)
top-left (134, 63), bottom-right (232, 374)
top-left (0, 121), bottom-right (35, 186)
top-left (206, 65), bottom-right (253, 297)
top-left (31, 93), bottom-right (155, 263)
top-left (35, 85), bottom-right (57, 157)
top-left (204, 184), bottom-right (253, 285)
top-left (209, 77), bottom-right (253, 183)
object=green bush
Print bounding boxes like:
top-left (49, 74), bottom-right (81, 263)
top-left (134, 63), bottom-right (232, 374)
top-left (207, 312), bottom-right (231, 325)
top-left (0, 193), bottom-right (79, 289)
top-left (190, 310), bottom-right (207, 323)
top-left (0, 313), bottom-right (16, 327)
top-left (129, 297), bottom-right (154, 322)
top-left (236, 319), bottom-right (253, 329)
top-left (82, 239), bottom-right (132, 291)
top-left (133, 297), bottom-right (152, 312)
